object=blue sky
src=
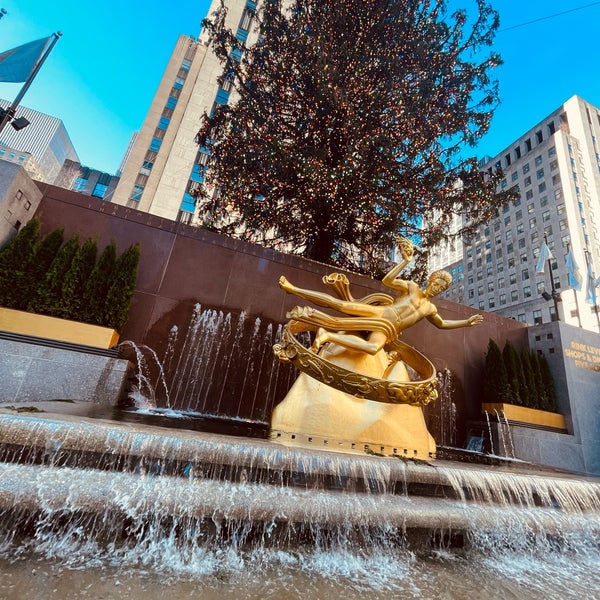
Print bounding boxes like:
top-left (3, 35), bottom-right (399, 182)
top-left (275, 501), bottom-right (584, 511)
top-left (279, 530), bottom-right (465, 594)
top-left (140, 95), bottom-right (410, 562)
top-left (0, 0), bottom-right (598, 174)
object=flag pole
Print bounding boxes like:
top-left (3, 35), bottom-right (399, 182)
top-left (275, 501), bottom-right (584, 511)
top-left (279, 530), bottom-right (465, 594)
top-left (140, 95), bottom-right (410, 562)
top-left (0, 31), bottom-right (61, 134)
top-left (585, 250), bottom-right (600, 332)
top-left (545, 234), bottom-right (560, 321)
top-left (567, 243), bottom-right (582, 327)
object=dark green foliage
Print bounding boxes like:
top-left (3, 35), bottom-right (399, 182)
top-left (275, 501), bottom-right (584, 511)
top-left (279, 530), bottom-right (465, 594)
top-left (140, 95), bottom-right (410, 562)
top-left (58, 238), bottom-right (98, 320)
top-left (0, 223), bottom-right (140, 334)
top-left (483, 339), bottom-right (512, 404)
top-left (0, 218), bottom-right (41, 309)
top-left (103, 243), bottom-right (140, 331)
top-left (197, 0), bottom-right (517, 276)
top-left (502, 341), bottom-right (524, 406)
top-left (17, 228), bottom-right (65, 312)
top-left (81, 240), bottom-right (117, 325)
top-left (28, 234), bottom-right (81, 317)
top-left (529, 350), bottom-right (549, 410)
top-left (539, 354), bottom-right (558, 412)
top-left (519, 348), bottom-right (536, 408)
top-left (482, 338), bottom-right (559, 413)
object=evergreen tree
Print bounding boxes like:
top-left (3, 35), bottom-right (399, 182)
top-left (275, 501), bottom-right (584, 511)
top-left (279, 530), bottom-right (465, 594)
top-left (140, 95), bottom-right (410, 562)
top-left (103, 243), bottom-right (140, 332)
top-left (29, 234), bottom-right (80, 317)
top-left (483, 338), bottom-right (512, 404)
top-left (0, 217), bottom-right (41, 309)
top-left (81, 240), bottom-right (117, 325)
top-left (539, 354), bottom-right (558, 412)
top-left (58, 238), bottom-right (98, 320)
top-left (17, 228), bottom-right (64, 312)
top-left (197, 0), bottom-right (516, 275)
top-left (529, 350), bottom-right (548, 411)
top-left (502, 341), bottom-right (524, 406)
top-left (519, 347), bottom-right (536, 408)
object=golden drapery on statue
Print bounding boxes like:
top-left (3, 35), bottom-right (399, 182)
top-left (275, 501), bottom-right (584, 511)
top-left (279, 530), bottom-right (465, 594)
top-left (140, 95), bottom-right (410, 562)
top-left (270, 237), bottom-right (483, 458)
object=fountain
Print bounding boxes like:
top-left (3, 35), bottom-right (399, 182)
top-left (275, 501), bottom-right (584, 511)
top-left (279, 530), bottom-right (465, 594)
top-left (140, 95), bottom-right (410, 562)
top-left (0, 239), bottom-right (599, 599)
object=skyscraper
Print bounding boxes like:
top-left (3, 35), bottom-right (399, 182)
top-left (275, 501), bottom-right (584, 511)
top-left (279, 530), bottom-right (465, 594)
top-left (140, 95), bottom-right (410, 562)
top-left (0, 99), bottom-right (79, 183)
top-left (112, 0), bottom-right (256, 222)
top-left (435, 95), bottom-right (600, 333)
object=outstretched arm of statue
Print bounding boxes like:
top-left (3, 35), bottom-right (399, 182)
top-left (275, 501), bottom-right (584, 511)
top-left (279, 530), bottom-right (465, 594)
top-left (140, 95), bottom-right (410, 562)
top-left (381, 237), bottom-right (414, 292)
top-left (426, 312), bottom-right (484, 330)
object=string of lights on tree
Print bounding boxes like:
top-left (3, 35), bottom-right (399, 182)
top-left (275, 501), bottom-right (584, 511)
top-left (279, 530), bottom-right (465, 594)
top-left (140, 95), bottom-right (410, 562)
top-left (196, 0), bottom-right (517, 277)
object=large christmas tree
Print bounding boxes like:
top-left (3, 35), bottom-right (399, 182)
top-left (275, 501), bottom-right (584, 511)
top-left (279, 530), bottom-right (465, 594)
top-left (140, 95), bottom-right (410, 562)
top-left (196, 0), bottom-right (515, 275)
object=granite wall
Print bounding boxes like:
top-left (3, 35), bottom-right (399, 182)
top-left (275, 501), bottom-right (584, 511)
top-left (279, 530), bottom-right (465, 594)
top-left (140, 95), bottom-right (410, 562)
top-left (33, 184), bottom-right (529, 442)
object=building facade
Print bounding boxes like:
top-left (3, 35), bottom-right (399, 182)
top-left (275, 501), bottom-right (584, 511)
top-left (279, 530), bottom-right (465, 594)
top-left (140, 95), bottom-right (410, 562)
top-left (0, 100), bottom-right (79, 183)
top-left (54, 159), bottom-right (120, 202)
top-left (436, 95), bottom-right (600, 333)
top-left (0, 161), bottom-right (43, 246)
top-left (112, 0), bottom-right (256, 222)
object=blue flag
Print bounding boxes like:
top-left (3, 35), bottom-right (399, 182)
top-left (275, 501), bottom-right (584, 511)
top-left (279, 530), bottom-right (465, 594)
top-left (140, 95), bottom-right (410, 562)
top-left (585, 257), bottom-right (597, 305)
top-left (535, 241), bottom-right (552, 274)
top-left (566, 247), bottom-right (583, 291)
top-left (0, 37), bottom-right (50, 83)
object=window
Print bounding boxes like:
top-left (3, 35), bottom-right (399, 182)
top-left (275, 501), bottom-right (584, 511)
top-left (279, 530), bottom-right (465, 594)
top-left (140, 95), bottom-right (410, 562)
top-left (181, 58), bottom-right (192, 71)
top-left (525, 190), bottom-right (534, 200)
top-left (522, 268), bottom-right (529, 281)
top-left (166, 96), bottom-right (178, 110)
top-left (535, 155), bottom-right (543, 166)
top-left (509, 273), bottom-right (517, 284)
top-left (499, 294), bottom-right (506, 305)
top-left (559, 219), bottom-right (568, 231)
top-left (533, 310), bottom-right (543, 325)
top-left (489, 299), bottom-right (495, 309)
top-left (540, 195), bottom-right (548, 207)
top-left (511, 290), bottom-right (519, 301)
top-left (488, 282), bottom-right (494, 292)
top-left (158, 116), bottom-right (170, 130)
top-left (517, 313), bottom-right (526, 322)
top-left (517, 223), bottom-right (524, 234)
top-left (511, 171), bottom-right (519, 181)
top-left (72, 177), bottom-right (87, 192)
top-left (536, 130), bottom-right (543, 144)
top-left (129, 185), bottom-right (144, 201)
top-left (525, 139), bottom-right (532, 152)
top-left (536, 168), bottom-right (544, 179)
top-left (507, 243), bottom-right (513, 254)
top-left (173, 76), bottom-right (186, 90)
top-left (538, 182), bottom-right (547, 193)
top-left (92, 182), bottom-right (108, 198)
top-left (523, 286), bottom-right (531, 298)
top-left (542, 210), bottom-right (551, 222)
top-left (149, 137), bottom-right (162, 152)
top-left (24, 200), bottom-right (31, 210)
top-left (556, 204), bottom-right (565, 215)
top-left (552, 174), bottom-right (561, 186)
top-left (518, 238), bottom-right (526, 249)
top-left (524, 176), bottom-right (531, 187)
top-left (522, 163), bottom-right (530, 174)
top-left (508, 257), bottom-right (515, 268)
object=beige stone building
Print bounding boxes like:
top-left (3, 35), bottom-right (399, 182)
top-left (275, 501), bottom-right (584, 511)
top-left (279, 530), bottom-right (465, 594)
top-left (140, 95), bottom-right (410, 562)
top-left (112, 0), bottom-right (256, 222)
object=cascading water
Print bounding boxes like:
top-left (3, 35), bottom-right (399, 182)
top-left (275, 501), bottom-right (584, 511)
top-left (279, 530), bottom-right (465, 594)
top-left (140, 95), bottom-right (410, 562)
top-left (0, 411), bottom-right (599, 599)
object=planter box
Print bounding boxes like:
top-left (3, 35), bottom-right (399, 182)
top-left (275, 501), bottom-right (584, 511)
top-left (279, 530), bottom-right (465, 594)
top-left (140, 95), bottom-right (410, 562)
top-left (0, 307), bottom-right (119, 349)
top-left (482, 402), bottom-right (567, 431)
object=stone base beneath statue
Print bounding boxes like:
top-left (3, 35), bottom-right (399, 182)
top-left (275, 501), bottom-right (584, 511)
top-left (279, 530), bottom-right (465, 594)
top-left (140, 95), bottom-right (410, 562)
top-left (270, 344), bottom-right (436, 459)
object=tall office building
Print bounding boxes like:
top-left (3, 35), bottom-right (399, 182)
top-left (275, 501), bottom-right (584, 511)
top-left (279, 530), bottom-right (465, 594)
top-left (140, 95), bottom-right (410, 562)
top-left (0, 100), bottom-right (79, 183)
top-left (435, 95), bottom-right (600, 333)
top-left (112, 0), bottom-right (257, 222)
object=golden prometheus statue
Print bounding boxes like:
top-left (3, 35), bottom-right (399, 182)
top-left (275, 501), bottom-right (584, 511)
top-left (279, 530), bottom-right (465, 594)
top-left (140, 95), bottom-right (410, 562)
top-left (271, 237), bottom-right (483, 458)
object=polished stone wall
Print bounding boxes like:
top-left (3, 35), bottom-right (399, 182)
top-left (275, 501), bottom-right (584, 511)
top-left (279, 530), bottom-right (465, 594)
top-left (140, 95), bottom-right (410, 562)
top-left (32, 184), bottom-right (529, 441)
top-left (0, 338), bottom-right (131, 404)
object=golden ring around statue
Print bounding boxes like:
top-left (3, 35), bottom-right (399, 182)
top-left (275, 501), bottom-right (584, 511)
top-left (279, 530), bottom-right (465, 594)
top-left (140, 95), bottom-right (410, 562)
top-left (273, 325), bottom-right (438, 407)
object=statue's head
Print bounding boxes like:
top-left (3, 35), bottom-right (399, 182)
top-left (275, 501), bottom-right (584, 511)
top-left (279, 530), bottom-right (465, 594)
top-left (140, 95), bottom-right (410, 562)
top-left (426, 270), bottom-right (452, 297)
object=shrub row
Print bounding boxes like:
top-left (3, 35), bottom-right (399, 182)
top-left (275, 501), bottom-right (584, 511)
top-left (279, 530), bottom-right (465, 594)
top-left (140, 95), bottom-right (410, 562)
top-left (483, 339), bottom-right (558, 412)
top-left (0, 217), bottom-right (140, 333)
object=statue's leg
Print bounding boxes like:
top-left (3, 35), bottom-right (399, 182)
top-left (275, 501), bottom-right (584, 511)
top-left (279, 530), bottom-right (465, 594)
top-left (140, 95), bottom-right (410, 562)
top-left (312, 330), bottom-right (380, 355)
